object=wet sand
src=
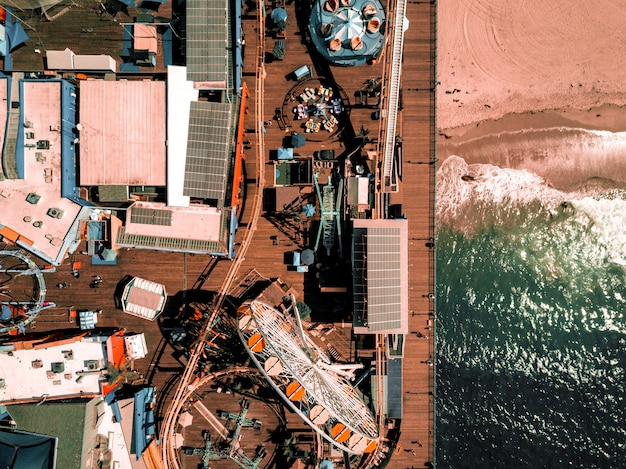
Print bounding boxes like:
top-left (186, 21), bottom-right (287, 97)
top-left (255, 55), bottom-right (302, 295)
top-left (438, 1), bottom-right (626, 191)
top-left (438, 107), bottom-right (626, 192)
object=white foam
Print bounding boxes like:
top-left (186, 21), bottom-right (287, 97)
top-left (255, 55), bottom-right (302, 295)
top-left (569, 197), bottom-right (626, 266)
top-left (437, 155), bottom-right (565, 224)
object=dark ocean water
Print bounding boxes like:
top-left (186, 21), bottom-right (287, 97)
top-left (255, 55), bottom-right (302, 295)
top-left (435, 156), bottom-right (626, 468)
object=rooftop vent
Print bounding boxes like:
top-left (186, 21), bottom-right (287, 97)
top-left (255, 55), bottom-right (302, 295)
top-left (25, 192), bottom-right (40, 204)
top-left (85, 360), bottom-right (100, 371)
top-left (46, 208), bottom-right (64, 219)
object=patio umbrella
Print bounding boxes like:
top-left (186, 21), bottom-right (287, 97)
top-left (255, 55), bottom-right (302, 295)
top-left (271, 7), bottom-right (288, 23)
top-left (291, 133), bottom-right (306, 148)
top-left (301, 249), bottom-right (315, 265)
top-left (178, 411), bottom-right (193, 427)
top-left (302, 203), bottom-right (316, 217)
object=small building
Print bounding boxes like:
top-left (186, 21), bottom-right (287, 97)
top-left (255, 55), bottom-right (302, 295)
top-left (347, 176), bottom-right (370, 214)
top-left (0, 329), bottom-right (140, 404)
top-left (351, 218), bottom-right (408, 335)
top-left (119, 276), bottom-right (167, 321)
top-left (274, 158), bottom-right (313, 187)
top-left (46, 48), bottom-right (117, 72)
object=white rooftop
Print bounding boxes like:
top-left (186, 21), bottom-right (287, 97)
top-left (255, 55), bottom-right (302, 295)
top-left (0, 333), bottom-right (113, 403)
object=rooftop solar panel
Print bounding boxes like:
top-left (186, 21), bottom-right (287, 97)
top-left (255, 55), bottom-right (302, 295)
top-left (130, 207), bottom-right (172, 226)
top-left (366, 227), bottom-right (402, 332)
top-left (352, 220), bottom-right (408, 334)
top-left (187, 0), bottom-right (228, 85)
top-left (183, 101), bottom-right (232, 202)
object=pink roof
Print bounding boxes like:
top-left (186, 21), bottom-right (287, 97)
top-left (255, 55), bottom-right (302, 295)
top-left (134, 24), bottom-right (158, 53)
top-left (78, 80), bottom-right (166, 186)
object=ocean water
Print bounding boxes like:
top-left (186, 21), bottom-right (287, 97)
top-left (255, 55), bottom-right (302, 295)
top-left (436, 156), bottom-right (626, 468)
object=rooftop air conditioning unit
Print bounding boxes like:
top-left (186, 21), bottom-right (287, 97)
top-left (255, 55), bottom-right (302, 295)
top-left (51, 362), bottom-right (65, 373)
top-left (85, 360), bottom-right (100, 371)
top-left (46, 208), bottom-right (64, 219)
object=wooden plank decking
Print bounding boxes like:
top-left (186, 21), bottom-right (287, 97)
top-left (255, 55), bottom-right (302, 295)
top-left (2, 0), bottom-right (437, 467)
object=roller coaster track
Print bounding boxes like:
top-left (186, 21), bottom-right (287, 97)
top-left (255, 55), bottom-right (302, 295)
top-left (375, 0), bottom-right (407, 203)
top-left (160, 1), bottom-right (267, 466)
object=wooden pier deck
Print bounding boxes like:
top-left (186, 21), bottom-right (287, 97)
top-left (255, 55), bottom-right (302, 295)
top-left (2, 0), bottom-right (437, 467)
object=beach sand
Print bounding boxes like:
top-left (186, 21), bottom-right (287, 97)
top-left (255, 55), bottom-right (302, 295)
top-left (438, 0), bottom-right (626, 131)
top-left (438, 0), bottom-right (626, 190)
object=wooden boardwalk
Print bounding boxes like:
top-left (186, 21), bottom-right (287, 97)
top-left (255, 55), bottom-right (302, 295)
top-left (3, 0), bottom-right (437, 466)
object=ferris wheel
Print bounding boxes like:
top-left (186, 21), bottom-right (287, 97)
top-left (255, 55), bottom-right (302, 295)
top-left (0, 250), bottom-right (54, 334)
top-left (237, 295), bottom-right (378, 455)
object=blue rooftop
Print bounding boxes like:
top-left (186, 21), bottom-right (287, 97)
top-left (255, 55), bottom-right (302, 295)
top-left (308, 0), bottom-right (386, 66)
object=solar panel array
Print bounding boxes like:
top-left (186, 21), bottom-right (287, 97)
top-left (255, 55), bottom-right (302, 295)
top-left (130, 207), bottom-right (173, 226)
top-left (186, 0), bottom-right (228, 85)
top-left (183, 101), bottom-right (232, 202)
top-left (365, 226), bottom-right (402, 331)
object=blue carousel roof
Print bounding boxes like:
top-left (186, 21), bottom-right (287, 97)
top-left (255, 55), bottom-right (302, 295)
top-left (309, 0), bottom-right (386, 66)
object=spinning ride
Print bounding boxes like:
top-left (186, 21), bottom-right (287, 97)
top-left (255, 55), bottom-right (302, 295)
top-left (309, 0), bottom-right (386, 66)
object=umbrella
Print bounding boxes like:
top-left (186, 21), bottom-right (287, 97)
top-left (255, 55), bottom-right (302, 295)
top-left (271, 7), bottom-right (288, 23)
top-left (8, 20), bottom-right (30, 52)
top-left (172, 433), bottom-right (184, 448)
top-left (301, 249), bottom-right (315, 265)
top-left (302, 203), bottom-right (316, 217)
top-left (178, 411), bottom-right (193, 427)
top-left (291, 133), bottom-right (306, 148)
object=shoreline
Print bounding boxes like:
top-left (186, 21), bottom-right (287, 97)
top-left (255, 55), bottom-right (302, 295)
top-left (439, 104), bottom-right (626, 140)
top-left (437, 104), bottom-right (626, 192)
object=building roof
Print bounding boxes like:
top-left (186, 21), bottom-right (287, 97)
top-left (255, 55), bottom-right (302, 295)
top-left (186, 0), bottom-right (228, 86)
top-left (166, 66), bottom-right (198, 207)
top-left (386, 357), bottom-right (403, 418)
top-left (78, 80), bottom-right (166, 186)
top-left (7, 402), bottom-right (86, 469)
top-left (133, 24), bottom-right (157, 54)
top-left (0, 329), bottom-right (129, 403)
top-left (0, 78), bottom-right (86, 266)
top-left (122, 201), bottom-right (223, 242)
top-left (121, 277), bottom-right (167, 321)
top-left (352, 218), bottom-right (408, 334)
top-left (183, 100), bottom-right (232, 203)
top-left (0, 429), bottom-right (57, 469)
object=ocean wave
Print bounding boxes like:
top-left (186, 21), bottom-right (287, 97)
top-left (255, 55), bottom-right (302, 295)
top-left (436, 171), bottom-right (626, 466)
top-left (437, 155), bottom-right (626, 266)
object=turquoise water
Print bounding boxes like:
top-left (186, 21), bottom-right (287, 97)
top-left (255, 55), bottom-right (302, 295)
top-left (436, 156), bottom-right (626, 468)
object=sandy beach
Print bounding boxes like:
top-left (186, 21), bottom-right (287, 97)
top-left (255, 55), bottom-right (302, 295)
top-left (438, 0), bottom-right (626, 131)
top-left (438, 0), bottom-right (626, 189)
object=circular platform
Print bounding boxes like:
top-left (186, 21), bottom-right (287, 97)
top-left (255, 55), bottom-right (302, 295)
top-left (309, 0), bottom-right (386, 66)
